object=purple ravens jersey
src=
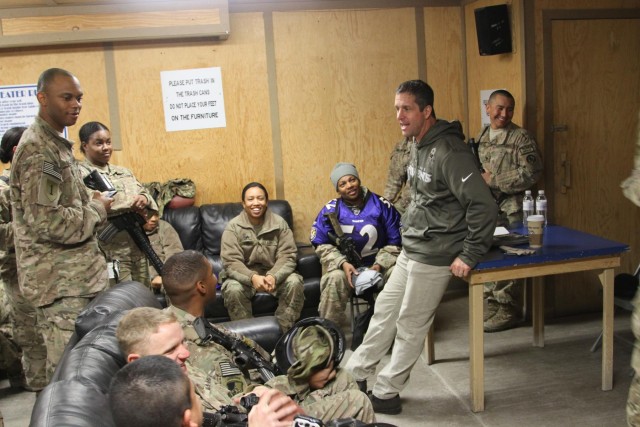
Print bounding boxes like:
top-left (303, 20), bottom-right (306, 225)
top-left (310, 191), bottom-right (402, 266)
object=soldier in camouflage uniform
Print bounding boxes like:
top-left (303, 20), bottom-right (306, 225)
top-left (117, 306), bottom-right (244, 411)
top-left (77, 121), bottom-right (157, 287)
top-left (311, 163), bottom-right (402, 327)
top-left (10, 68), bottom-right (112, 380)
top-left (0, 127), bottom-right (47, 391)
top-left (143, 211), bottom-right (183, 289)
top-left (161, 250), bottom-right (264, 409)
top-left (220, 182), bottom-right (304, 332)
top-left (477, 90), bottom-right (543, 333)
top-left (267, 324), bottom-right (375, 423)
top-left (117, 305), bottom-right (305, 423)
top-left (383, 137), bottom-right (412, 214)
top-left (622, 111), bottom-right (640, 426)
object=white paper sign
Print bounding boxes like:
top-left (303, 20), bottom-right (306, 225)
top-left (480, 89), bottom-right (502, 128)
top-left (160, 67), bottom-right (226, 132)
top-left (0, 84), bottom-right (38, 137)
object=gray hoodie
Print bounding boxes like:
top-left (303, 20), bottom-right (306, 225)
top-left (402, 120), bottom-right (498, 268)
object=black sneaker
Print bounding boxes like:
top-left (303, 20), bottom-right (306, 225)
top-left (356, 380), bottom-right (367, 393)
top-left (369, 393), bottom-right (402, 415)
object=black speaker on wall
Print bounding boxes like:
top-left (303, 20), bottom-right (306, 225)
top-left (474, 4), bottom-right (512, 56)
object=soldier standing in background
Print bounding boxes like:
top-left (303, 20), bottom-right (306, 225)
top-left (10, 68), bottom-right (112, 380)
top-left (621, 111), bottom-right (640, 426)
top-left (77, 121), bottom-right (157, 287)
top-left (477, 89), bottom-right (543, 333)
top-left (0, 127), bottom-right (47, 391)
top-left (383, 138), bottom-right (412, 215)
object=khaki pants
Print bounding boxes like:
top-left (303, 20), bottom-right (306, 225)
top-left (346, 251), bottom-right (450, 398)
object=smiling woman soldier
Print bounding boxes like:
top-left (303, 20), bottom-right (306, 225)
top-left (219, 182), bottom-right (304, 332)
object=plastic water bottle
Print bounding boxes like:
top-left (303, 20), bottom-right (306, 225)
top-left (535, 190), bottom-right (547, 226)
top-left (522, 190), bottom-right (534, 224)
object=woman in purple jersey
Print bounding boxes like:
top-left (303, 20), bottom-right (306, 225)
top-left (310, 163), bottom-right (402, 331)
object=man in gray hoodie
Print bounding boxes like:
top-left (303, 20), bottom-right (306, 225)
top-left (346, 80), bottom-right (498, 415)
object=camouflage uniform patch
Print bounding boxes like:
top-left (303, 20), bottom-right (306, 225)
top-left (38, 162), bottom-right (62, 206)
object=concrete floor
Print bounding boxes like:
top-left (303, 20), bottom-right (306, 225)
top-left (0, 288), bottom-right (634, 427)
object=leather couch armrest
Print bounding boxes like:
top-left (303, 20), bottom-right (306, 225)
top-left (30, 380), bottom-right (114, 427)
top-left (296, 244), bottom-right (321, 279)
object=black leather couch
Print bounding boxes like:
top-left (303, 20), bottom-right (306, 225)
top-left (162, 200), bottom-right (321, 322)
top-left (30, 281), bottom-right (283, 427)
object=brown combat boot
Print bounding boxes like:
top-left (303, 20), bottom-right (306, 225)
top-left (484, 300), bottom-right (499, 322)
top-left (484, 303), bottom-right (520, 332)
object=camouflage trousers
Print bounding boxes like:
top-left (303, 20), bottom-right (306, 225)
top-left (628, 292), bottom-right (640, 426)
top-left (0, 284), bottom-right (22, 385)
top-left (267, 369), bottom-right (375, 424)
top-left (483, 279), bottom-right (524, 312)
top-left (221, 273), bottom-right (304, 332)
top-left (36, 296), bottom-right (94, 381)
top-left (299, 370), bottom-right (375, 423)
top-left (2, 277), bottom-right (46, 390)
top-left (318, 266), bottom-right (393, 327)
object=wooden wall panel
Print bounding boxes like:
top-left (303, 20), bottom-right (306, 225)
top-left (272, 8), bottom-right (419, 240)
top-left (424, 6), bottom-right (465, 129)
top-left (0, 44), bottom-right (109, 151)
top-left (110, 12), bottom-right (273, 204)
top-left (464, 0), bottom-right (524, 139)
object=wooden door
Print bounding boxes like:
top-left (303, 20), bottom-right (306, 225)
top-left (550, 17), bottom-right (640, 315)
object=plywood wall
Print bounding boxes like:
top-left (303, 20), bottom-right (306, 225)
top-left (273, 7), bottom-right (419, 236)
top-left (0, 4), bottom-right (468, 242)
top-left (425, 6), bottom-right (465, 128)
top-left (110, 12), bottom-right (274, 204)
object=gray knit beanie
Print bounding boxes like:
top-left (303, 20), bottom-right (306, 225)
top-left (330, 162), bottom-right (359, 189)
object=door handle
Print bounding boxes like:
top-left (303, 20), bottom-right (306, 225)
top-left (560, 152), bottom-right (571, 193)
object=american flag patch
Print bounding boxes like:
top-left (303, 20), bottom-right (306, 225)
top-left (42, 161), bottom-right (62, 181)
top-left (219, 361), bottom-right (242, 377)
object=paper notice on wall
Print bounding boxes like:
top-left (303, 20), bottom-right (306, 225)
top-left (480, 89), bottom-right (500, 128)
top-left (160, 67), bottom-right (226, 132)
top-left (0, 84), bottom-right (38, 137)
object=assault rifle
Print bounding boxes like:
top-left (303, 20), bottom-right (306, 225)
top-left (83, 169), bottom-right (164, 275)
top-left (202, 394), bottom-right (258, 427)
top-left (323, 211), bottom-right (362, 268)
top-left (468, 138), bottom-right (485, 173)
top-left (193, 317), bottom-right (282, 382)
